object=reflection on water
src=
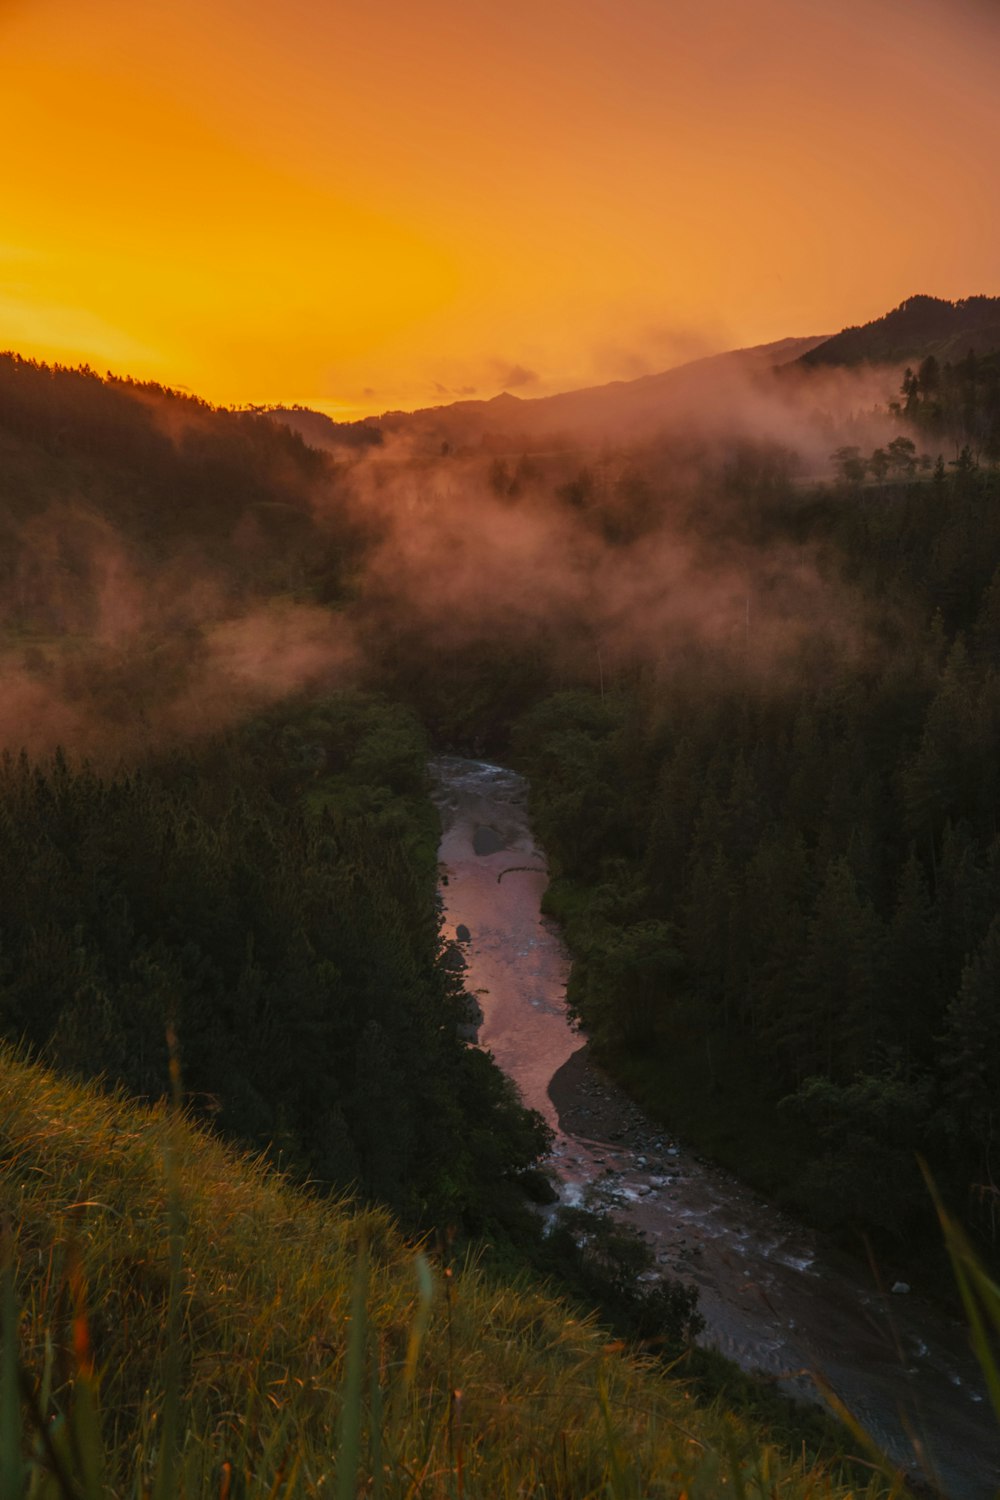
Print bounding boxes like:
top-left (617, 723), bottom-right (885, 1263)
top-left (431, 756), bottom-right (1000, 1500)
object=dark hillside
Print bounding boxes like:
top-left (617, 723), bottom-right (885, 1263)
top-left (266, 404), bottom-right (383, 451)
top-left (800, 294), bottom-right (1000, 368)
top-left (513, 452), bottom-right (1000, 1277)
top-left (0, 354), bottom-right (371, 625)
top-left (0, 694), bottom-right (548, 1233)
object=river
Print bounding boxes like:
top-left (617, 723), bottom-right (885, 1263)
top-left (431, 755), bottom-right (1000, 1500)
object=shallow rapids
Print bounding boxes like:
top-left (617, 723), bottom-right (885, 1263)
top-left (431, 755), bottom-right (1000, 1500)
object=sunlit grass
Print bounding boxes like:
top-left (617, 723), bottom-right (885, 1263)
top-left (0, 1046), bottom-right (893, 1496)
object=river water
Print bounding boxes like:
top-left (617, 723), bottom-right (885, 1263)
top-left (430, 755), bottom-right (1000, 1500)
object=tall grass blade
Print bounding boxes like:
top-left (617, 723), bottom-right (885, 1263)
top-left (922, 1160), bottom-right (1000, 1427)
top-left (65, 1242), bottom-right (106, 1500)
top-left (0, 1230), bottom-right (24, 1500)
top-left (720, 1427), bottom-right (749, 1500)
top-left (153, 1025), bottom-right (186, 1500)
top-left (68, 1379), bottom-right (106, 1500)
top-left (402, 1254), bottom-right (433, 1390)
top-left (369, 1342), bottom-right (384, 1500)
top-left (335, 1245), bottom-right (369, 1500)
top-left (19, 1365), bottom-right (76, 1500)
top-left (597, 1379), bottom-right (629, 1500)
top-left (808, 1372), bottom-right (908, 1495)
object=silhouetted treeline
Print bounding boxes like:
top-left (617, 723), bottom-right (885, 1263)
top-left (0, 353), bottom-right (370, 625)
top-left (898, 348), bottom-right (1000, 460)
top-left (0, 694), bottom-right (546, 1232)
top-left (514, 459), bottom-right (1000, 1258)
top-left (9, 350), bottom-right (1000, 1272)
top-left (800, 293), bottom-right (1000, 369)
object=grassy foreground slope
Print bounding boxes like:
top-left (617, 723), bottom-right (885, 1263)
top-left (0, 1049), bottom-right (884, 1499)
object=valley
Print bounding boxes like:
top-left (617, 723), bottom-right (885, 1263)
top-left (432, 756), bottom-right (1000, 1500)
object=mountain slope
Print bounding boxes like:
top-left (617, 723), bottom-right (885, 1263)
top-left (272, 334), bottom-right (830, 452)
top-left (800, 294), bottom-right (1000, 368)
top-left (272, 297), bottom-right (1000, 459)
top-left (0, 1047), bottom-right (870, 1498)
top-left (264, 404), bottom-right (383, 450)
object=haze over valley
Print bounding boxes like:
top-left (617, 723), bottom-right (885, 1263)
top-left (4, 0), bottom-right (1000, 1494)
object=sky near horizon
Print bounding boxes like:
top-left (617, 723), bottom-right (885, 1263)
top-left (2, 0), bottom-right (998, 416)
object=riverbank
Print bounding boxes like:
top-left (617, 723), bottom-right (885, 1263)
top-left (575, 1013), bottom-right (961, 1309)
top-left (548, 1044), bottom-right (881, 1467)
top-left (539, 868), bottom-right (967, 1308)
top-left (433, 756), bottom-right (1000, 1500)
top-left (549, 1041), bottom-right (653, 1144)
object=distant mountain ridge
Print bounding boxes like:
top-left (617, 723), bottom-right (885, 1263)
top-left (269, 296), bottom-right (1000, 453)
top-left (262, 405), bottom-right (382, 450)
top-left (272, 333), bottom-right (829, 451)
top-left (799, 294), bottom-right (1000, 368)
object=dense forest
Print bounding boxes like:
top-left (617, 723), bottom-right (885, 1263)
top-left (5, 335), bottom-right (1000, 1492)
top-left (3, 341), bottom-right (1000, 1277)
top-left (0, 354), bottom-right (717, 1354)
top-left (801, 293), bottom-right (1000, 370)
top-left (0, 693), bottom-right (547, 1233)
top-left (0, 354), bottom-right (368, 609)
top-left (514, 447), bottom-right (1000, 1264)
top-left (899, 348), bottom-right (1000, 462)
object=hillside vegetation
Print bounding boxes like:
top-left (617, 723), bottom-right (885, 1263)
top-left (0, 693), bottom-right (547, 1236)
top-left (6, 344), bottom-right (1000, 1268)
top-left (0, 1048), bottom-right (882, 1499)
top-left (3, 335), bottom-right (1000, 1486)
top-left (0, 355), bottom-right (368, 619)
top-left (800, 294), bottom-right (1000, 371)
top-left (513, 447), bottom-right (1000, 1274)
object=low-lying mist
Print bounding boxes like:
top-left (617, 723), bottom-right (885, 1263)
top-left (0, 347), bottom-right (927, 760)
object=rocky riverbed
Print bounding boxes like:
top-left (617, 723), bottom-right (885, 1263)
top-left (431, 754), bottom-right (1000, 1500)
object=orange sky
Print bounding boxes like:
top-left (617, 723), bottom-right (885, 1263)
top-left (1, 0), bottom-right (998, 416)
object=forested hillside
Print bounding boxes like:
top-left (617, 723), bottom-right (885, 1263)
top-left (0, 354), bottom-right (368, 611)
top-left (0, 694), bottom-right (545, 1232)
top-left (898, 348), bottom-right (1000, 462)
top-left (801, 294), bottom-right (1000, 370)
top-left (4, 342), bottom-right (1000, 1309)
top-left (514, 452), bottom-right (1000, 1263)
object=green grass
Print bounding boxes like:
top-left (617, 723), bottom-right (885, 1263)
top-left (0, 1047), bottom-right (899, 1498)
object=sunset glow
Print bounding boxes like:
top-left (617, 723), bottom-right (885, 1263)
top-left (3, 0), bottom-right (998, 413)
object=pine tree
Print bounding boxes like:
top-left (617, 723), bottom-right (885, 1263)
top-left (943, 913), bottom-right (1000, 1172)
top-left (797, 857), bottom-right (883, 1081)
top-left (884, 849), bottom-right (942, 1066)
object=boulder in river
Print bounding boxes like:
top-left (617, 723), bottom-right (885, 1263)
top-left (456, 991), bottom-right (484, 1043)
top-left (518, 1167), bottom-right (560, 1205)
top-left (472, 826), bottom-right (505, 855)
top-left (442, 942), bottom-right (467, 972)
